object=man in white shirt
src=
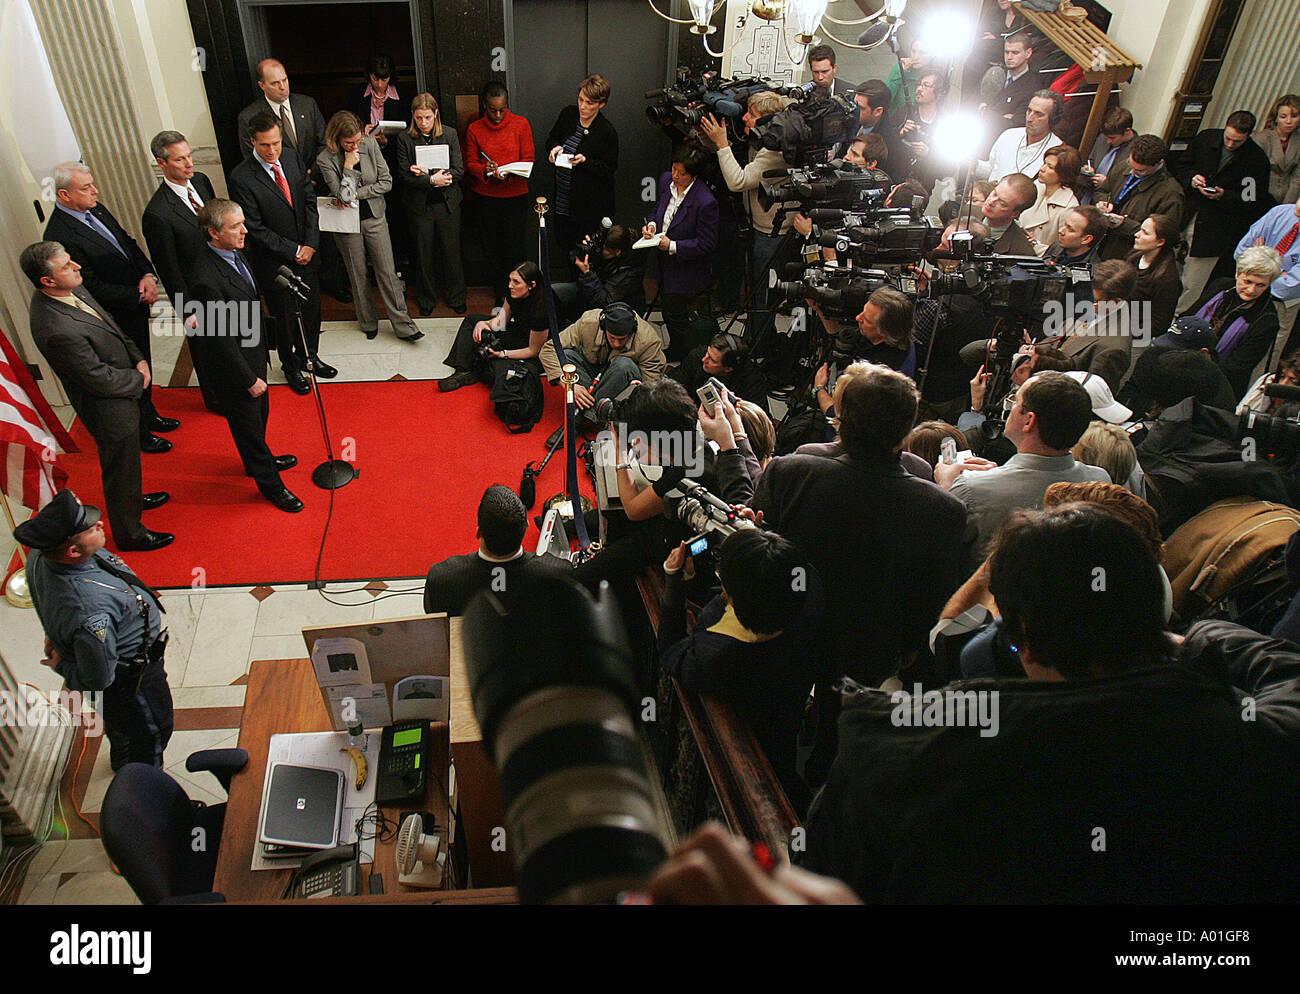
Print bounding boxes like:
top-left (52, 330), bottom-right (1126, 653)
top-left (981, 92), bottom-right (1064, 185)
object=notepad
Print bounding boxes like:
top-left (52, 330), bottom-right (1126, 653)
top-left (416, 144), bottom-right (450, 171)
top-left (317, 197), bottom-right (360, 234)
top-left (554, 153), bottom-right (574, 169)
top-left (633, 234), bottom-right (661, 250)
top-left (497, 161), bottom-right (533, 179)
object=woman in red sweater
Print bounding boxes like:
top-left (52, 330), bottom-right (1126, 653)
top-left (464, 81), bottom-right (535, 307)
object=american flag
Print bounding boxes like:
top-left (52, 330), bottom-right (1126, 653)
top-left (0, 324), bottom-right (77, 511)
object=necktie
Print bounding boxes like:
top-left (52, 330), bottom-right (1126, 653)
top-left (1276, 223), bottom-right (1299, 255)
top-left (65, 294), bottom-right (107, 322)
top-left (279, 104), bottom-right (298, 150)
top-left (187, 186), bottom-right (203, 214)
top-left (94, 554), bottom-right (166, 615)
top-left (85, 212), bottom-right (127, 257)
top-left (1115, 172), bottom-right (1142, 205)
top-left (272, 162), bottom-right (293, 206)
top-left (232, 252), bottom-right (257, 292)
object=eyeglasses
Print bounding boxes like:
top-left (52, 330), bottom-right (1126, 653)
top-left (917, 80), bottom-right (936, 89)
top-left (1002, 393), bottom-right (1019, 414)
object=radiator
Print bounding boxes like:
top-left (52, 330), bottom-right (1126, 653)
top-left (0, 651), bottom-right (75, 850)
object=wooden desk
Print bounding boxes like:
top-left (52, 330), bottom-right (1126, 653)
top-left (212, 658), bottom-right (450, 901)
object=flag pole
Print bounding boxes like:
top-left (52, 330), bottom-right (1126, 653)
top-left (0, 488), bottom-right (32, 608)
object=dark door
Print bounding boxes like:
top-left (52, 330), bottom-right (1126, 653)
top-left (510, 0), bottom-right (671, 269)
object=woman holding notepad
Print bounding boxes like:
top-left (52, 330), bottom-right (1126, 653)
top-left (394, 93), bottom-right (466, 316)
top-left (316, 110), bottom-right (423, 342)
top-left (464, 80), bottom-right (535, 309)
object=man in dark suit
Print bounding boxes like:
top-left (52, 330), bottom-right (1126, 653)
top-left (44, 163), bottom-right (177, 452)
top-left (1169, 110), bottom-right (1272, 309)
top-left (141, 130), bottom-right (223, 413)
top-left (980, 30), bottom-right (1040, 136)
top-left (1095, 134), bottom-right (1185, 261)
top-left (237, 58), bottom-right (326, 170)
top-left (853, 80), bottom-right (908, 177)
top-left (644, 151), bottom-right (719, 362)
top-left (187, 199), bottom-right (302, 513)
top-left (228, 112), bottom-right (330, 394)
top-left (423, 485), bottom-right (568, 614)
top-left (19, 242), bottom-right (172, 551)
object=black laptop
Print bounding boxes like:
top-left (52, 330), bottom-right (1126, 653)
top-left (258, 763), bottom-right (345, 850)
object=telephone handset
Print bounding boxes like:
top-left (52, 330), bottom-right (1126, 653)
top-left (293, 843), bottom-right (360, 899)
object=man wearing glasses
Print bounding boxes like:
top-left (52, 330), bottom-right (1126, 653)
top-left (934, 371), bottom-right (1109, 570)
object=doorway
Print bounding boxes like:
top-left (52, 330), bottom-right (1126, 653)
top-left (238, 0), bottom-right (425, 120)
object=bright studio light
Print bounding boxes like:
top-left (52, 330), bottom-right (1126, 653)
top-left (917, 9), bottom-right (977, 61)
top-left (933, 110), bottom-right (986, 164)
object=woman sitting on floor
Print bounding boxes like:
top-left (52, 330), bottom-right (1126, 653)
top-left (438, 261), bottom-right (548, 392)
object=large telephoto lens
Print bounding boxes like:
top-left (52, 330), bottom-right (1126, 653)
top-left (462, 572), bottom-right (668, 903)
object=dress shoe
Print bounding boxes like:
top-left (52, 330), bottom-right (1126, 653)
top-left (453, 304), bottom-right (467, 315)
top-left (363, 328), bottom-right (379, 340)
top-left (311, 357), bottom-right (339, 379)
top-left (399, 331), bottom-right (424, 343)
top-left (438, 370), bottom-right (479, 393)
top-left (261, 486), bottom-right (304, 513)
top-left (119, 530), bottom-right (175, 552)
top-left (285, 368), bottom-right (312, 394)
top-left (274, 454), bottom-right (298, 471)
top-left (328, 285), bottom-right (353, 303)
top-left (147, 414), bottom-right (181, 433)
top-left (141, 491), bottom-right (170, 510)
top-left (418, 303), bottom-right (435, 317)
top-left (139, 433), bottom-right (173, 454)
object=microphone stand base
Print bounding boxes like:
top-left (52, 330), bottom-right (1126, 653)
top-left (312, 459), bottom-right (358, 490)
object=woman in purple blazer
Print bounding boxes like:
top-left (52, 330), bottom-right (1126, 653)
top-left (643, 149), bottom-right (719, 361)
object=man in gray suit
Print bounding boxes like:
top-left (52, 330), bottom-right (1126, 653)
top-left (20, 242), bottom-right (173, 551)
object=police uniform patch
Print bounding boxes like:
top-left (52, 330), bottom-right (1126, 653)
top-left (83, 613), bottom-right (110, 642)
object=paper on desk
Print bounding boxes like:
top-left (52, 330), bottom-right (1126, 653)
top-left (325, 683), bottom-right (391, 728)
top-left (416, 144), bottom-right (449, 172)
top-left (317, 197), bottom-right (360, 234)
top-left (250, 730), bottom-right (381, 872)
top-left (554, 153), bottom-right (574, 169)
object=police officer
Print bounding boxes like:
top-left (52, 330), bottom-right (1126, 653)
top-left (14, 489), bottom-right (173, 770)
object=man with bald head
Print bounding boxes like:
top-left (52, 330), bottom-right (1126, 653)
top-left (237, 58), bottom-right (326, 171)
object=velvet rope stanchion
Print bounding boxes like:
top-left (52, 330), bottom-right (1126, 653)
top-left (535, 197), bottom-right (591, 552)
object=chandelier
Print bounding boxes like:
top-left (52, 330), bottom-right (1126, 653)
top-left (647, 0), bottom-right (908, 59)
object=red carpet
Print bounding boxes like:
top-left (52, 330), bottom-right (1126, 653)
top-left (57, 381), bottom-right (595, 588)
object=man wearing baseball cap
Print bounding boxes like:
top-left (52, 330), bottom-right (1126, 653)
top-left (539, 302), bottom-right (666, 425)
top-left (14, 489), bottom-right (173, 769)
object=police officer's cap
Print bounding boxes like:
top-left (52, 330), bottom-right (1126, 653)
top-left (12, 489), bottom-right (101, 550)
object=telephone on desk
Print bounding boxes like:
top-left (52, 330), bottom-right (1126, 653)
top-left (376, 719), bottom-right (432, 805)
top-left (292, 843), bottom-right (360, 899)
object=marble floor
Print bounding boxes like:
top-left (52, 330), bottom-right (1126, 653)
top-left (0, 309), bottom-right (472, 904)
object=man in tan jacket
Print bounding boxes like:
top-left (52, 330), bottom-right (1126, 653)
top-left (539, 303), bottom-right (666, 424)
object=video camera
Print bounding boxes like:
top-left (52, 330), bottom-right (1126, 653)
top-left (768, 265), bottom-right (913, 321)
top-left (750, 91), bottom-right (859, 167)
top-left (805, 206), bottom-right (943, 264)
top-left (929, 254), bottom-right (1082, 436)
top-left (645, 69), bottom-right (791, 141)
top-left (673, 479), bottom-right (756, 559)
top-left (759, 161), bottom-right (892, 215)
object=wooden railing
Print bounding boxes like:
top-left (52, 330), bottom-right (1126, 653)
top-left (635, 572), bottom-right (801, 861)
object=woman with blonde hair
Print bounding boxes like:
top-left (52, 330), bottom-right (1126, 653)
top-left (393, 93), bottom-right (465, 316)
top-left (1072, 421), bottom-right (1139, 495)
top-left (316, 109), bottom-right (422, 341)
top-left (1185, 245), bottom-right (1283, 399)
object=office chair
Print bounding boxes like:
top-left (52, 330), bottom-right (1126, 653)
top-left (100, 748), bottom-right (248, 904)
